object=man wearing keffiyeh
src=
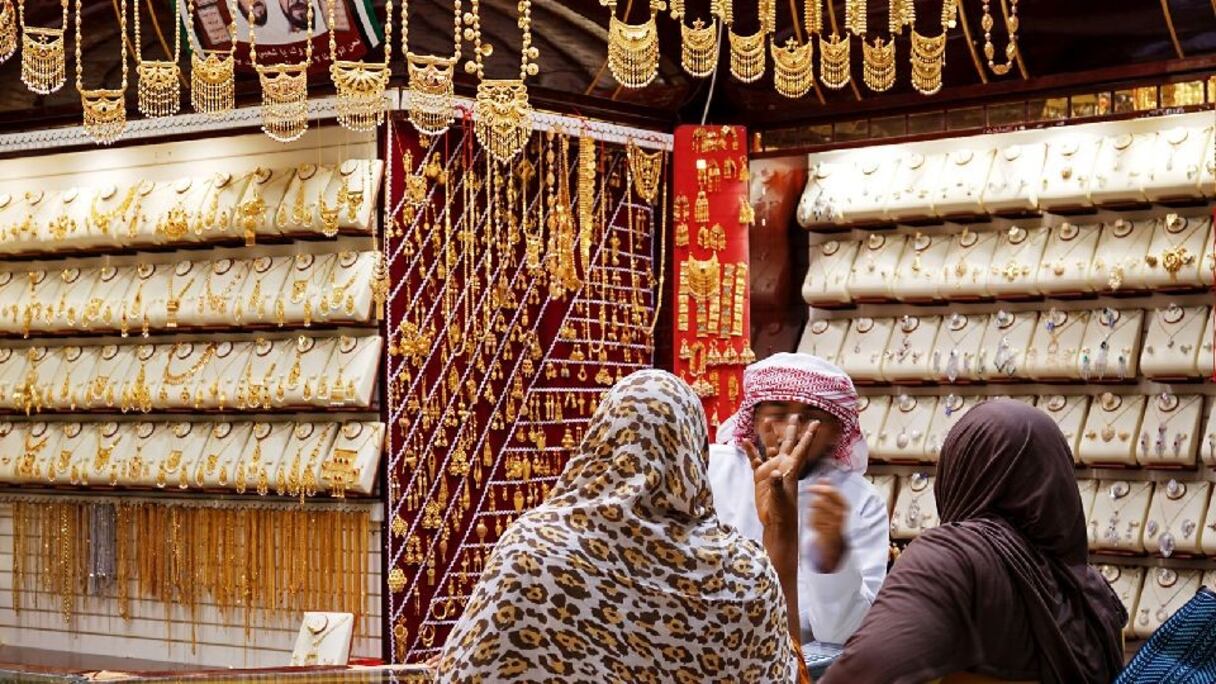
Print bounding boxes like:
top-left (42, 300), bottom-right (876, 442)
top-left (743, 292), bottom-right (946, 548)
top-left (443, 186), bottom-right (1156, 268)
top-left (708, 353), bottom-right (890, 647)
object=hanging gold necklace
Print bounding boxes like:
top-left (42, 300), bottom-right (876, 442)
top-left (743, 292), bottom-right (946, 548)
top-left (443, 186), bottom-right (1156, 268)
top-left (844, 0), bottom-right (865, 35)
top-left (329, 0), bottom-right (391, 131)
top-left (0, 0), bottom-right (16, 63)
top-left (728, 26), bottom-right (765, 83)
top-left (861, 36), bottom-right (895, 92)
top-left (680, 17), bottom-right (718, 78)
top-left (19, 0), bottom-right (68, 94)
top-left (982, 0), bottom-right (1018, 75)
top-left (249, 0), bottom-right (312, 142)
top-left (819, 32), bottom-right (850, 89)
top-left (627, 141), bottom-right (664, 205)
top-left (135, 0), bottom-right (181, 117)
top-left (403, 0), bottom-right (460, 136)
top-left (187, 0), bottom-right (236, 116)
top-left (472, 0), bottom-right (537, 163)
top-left (772, 37), bottom-right (813, 98)
top-left (607, 0), bottom-right (662, 89)
top-left (910, 30), bottom-right (946, 95)
top-left (76, 0), bottom-right (127, 145)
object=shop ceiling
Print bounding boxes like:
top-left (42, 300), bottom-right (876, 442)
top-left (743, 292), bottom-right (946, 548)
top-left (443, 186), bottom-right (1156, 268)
top-left (1, 0), bottom-right (1214, 132)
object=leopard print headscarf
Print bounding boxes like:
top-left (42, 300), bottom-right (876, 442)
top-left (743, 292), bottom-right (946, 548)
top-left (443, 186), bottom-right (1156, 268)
top-left (436, 369), bottom-right (799, 683)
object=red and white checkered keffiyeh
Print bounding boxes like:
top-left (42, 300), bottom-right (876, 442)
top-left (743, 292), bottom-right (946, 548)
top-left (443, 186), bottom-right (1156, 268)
top-left (716, 353), bottom-right (867, 473)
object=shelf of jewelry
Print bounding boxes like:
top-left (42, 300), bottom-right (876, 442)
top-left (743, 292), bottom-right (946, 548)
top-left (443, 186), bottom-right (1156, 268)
top-left (0, 417), bottom-right (384, 498)
top-left (796, 110), bottom-right (1214, 228)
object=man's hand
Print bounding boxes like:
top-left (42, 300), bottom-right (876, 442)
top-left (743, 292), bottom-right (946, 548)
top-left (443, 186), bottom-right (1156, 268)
top-left (743, 416), bottom-right (819, 531)
top-left (809, 479), bottom-right (849, 572)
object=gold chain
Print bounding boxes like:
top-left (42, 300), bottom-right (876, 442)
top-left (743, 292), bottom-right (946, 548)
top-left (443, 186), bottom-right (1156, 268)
top-left (861, 36), bottom-right (895, 92)
top-left (888, 0), bottom-right (914, 35)
top-left (76, 0), bottom-right (128, 145)
top-left (187, 0), bottom-right (236, 116)
top-left (249, 0), bottom-right (313, 142)
top-left (804, 0), bottom-right (822, 34)
top-left (20, 0), bottom-right (68, 95)
top-left (982, 0), bottom-right (1018, 76)
top-left (135, 0), bottom-right (181, 117)
top-left (329, 0), bottom-right (392, 132)
top-left (680, 17), bottom-right (717, 78)
top-left (844, 0), bottom-right (865, 35)
top-left (819, 32), bottom-right (850, 89)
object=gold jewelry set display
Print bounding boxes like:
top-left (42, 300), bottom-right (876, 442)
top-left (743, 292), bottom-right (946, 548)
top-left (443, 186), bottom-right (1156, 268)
top-left (803, 215), bottom-right (1216, 305)
top-left (799, 120), bottom-right (1215, 227)
top-left (465, 0), bottom-right (539, 162)
top-left (0, 419), bottom-right (382, 498)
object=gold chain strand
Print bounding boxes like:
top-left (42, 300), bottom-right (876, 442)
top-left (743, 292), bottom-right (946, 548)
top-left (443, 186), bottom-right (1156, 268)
top-left (941, 0), bottom-right (958, 28)
top-left (710, 0), bottom-right (732, 24)
top-left (329, 0), bottom-right (391, 131)
top-left (606, 0), bottom-right (663, 89)
top-left (0, 0), bottom-right (16, 63)
top-left (844, 0), bottom-right (865, 35)
top-left (772, 37), bottom-right (814, 98)
top-left (473, 0), bottom-right (538, 162)
top-left (861, 35), bottom-right (895, 91)
top-left (910, 29), bottom-right (946, 95)
top-left (888, 0), bottom-right (914, 34)
top-left (819, 32), bottom-right (850, 89)
top-left (20, 0), bottom-right (68, 94)
top-left (680, 17), bottom-right (717, 78)
top-left (669, 0), bottom-right (684, 18)
top-left (728, 26), bottom-right (765, 83)
top-left (403, 0), bottom-right (460, 136)
top-left (187, 0), bottom-right (236, 116)
top-left (982, 0), bottom-right (1018, 75)
top-left (804, 0), bottom-right (822, 34)
top-left (759, 0), bottom-right (775, 34)
top-left (76, 0), bottom-right (128, 145)
top-left (135, 0), bottom-right (181, 117)
top-left (578, 135), bottom-right (596, 278)
top-left (249, 0), bottom-right (312, 142)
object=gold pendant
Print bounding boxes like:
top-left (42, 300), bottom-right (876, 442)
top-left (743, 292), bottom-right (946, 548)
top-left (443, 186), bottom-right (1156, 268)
top-left (862, 36), bottom-right (895, 92)
top-left (21, 26), bottom-right (67, 94)
top-left (819, 33), bottom-right (851, 89)
top-left (81, 89), bottom-right (127, 145)
top-left (332, 60), bottom-right (389, 132)
top-left (845, 0), bottom-right (867, 34)
top-left (0, 0), bottom-right (16, 63)
top-left (191, 51), bottom-right (235, 116)
top-left (405, 53), bottom-right (457, 136)
top-left (680, 18), bottom-right (717, 78)
top-left (608, 11), bottom-right (660, 88)
top-left (137, 60), bottom-right (181, 117)
top-left (728, 28), bottom-right (765, 83)
top-left (910, 30), bottom-right (946, 95)
top-left (257, 63), bottom-right (310, 143)
top-left (771, 38), bottom-right (814, 98)
top-left (474, 79), bottom-right (533, 163)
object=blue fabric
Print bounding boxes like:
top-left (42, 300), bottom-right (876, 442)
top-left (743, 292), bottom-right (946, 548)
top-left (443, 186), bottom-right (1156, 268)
top-left (1117, 586), bottom-right (1216, 684)
top-left (803, 641), bottom-right (843, 678)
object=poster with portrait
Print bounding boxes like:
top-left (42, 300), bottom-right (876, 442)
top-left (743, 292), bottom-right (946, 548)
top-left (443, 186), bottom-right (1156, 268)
top-left (179, 0), bottom-right (381, 72)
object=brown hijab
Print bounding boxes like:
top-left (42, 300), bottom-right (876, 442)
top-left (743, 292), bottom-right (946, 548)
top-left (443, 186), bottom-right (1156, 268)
top-left (822, 399), bottom-right (1126, 684)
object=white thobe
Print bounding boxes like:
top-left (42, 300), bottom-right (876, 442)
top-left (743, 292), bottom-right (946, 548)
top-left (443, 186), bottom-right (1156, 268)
top-left (707, 444), bottom-right (890, 645)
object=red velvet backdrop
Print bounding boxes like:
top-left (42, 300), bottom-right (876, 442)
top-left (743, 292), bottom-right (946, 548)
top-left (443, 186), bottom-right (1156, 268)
top-left (382, 116), bottom-right (661, 662)
top-left (671, 124), bottom-right (752, 432)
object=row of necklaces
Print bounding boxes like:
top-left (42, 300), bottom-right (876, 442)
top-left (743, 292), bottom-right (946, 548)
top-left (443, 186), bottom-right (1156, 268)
top-left (384, 123), bottom-right (667, 658)
top-left (604, 0), bottom-right (1016, 97)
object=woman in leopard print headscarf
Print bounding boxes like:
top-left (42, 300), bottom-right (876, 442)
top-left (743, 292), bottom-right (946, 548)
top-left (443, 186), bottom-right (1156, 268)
top-left (435, 369), bottom-right (802, 683)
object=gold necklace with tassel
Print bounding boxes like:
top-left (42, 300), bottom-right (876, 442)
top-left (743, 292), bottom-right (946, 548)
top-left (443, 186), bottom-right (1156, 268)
top-left (135, 0), bottom-right (181, 117)
top-left (0, 0), bottom-right (16, 63)
top-left (607, 0), bottom-right (662, 89)
top-left (982, 0), bottom-right (1018, 76)
top-left (910, 30), bottom-right (946, 95)
top-left (20, 0), bottom-right (68, 94)
top-left (626, 141), bottom-right (664, 205)
top-left (250, 0), bottom-right (312, 142)
top-left (861, 36), bottom-right (895, 92)
top-left (819, 32), bottom-right (850, 89)
top-left (844, 0), bottom-right (865, 35)
top-left (728, 26), bottom-right (765, 83)
top-left (329, 0), bottom-right (391, 131)
top-left (472, 0), bottom-right (536, 163)
top-left (680, 17), bottom-right (717, 78)
top-left (187, 0), bottom-right (236, 116)
top-left (403, 0), bottom-right (460, 136)
top-left (772, 37), bottom-right (813, 98)
top-left (76, 0), bottom-right (127, 145)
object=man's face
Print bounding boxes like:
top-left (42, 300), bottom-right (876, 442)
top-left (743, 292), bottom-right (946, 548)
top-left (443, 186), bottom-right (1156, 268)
top-left (239, 0), bottom-right (268, 26)
top-left (753, 401), bottom-right (841, 468)
top-left (279, 0), bottom-right (311, 30)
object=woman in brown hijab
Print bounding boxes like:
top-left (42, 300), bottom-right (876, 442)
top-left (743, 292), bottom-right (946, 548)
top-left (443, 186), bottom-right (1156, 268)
top-left (821, 399), bottom-right (1126, 684)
